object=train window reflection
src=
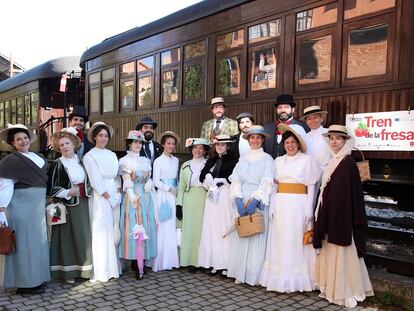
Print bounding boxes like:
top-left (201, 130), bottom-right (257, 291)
top-left (344, 0), bottom-right (395, 20)
top-left (184, 41), bottom-right (205, 60)
top-left (0, 102), bottom-right (4, 128)
top-left (298, 35), bottom-right (332, 85)
top-left (184, 64), bottom-right (203, 100)
top-left (102, 68), bottom-right (115, 81)
top-left (25, 95), bottom-right (31, 126)
top-left (249, 20), bottom-right (280, 43)
top-left (102, 85), bottom-right (114, 113)
top-left (120, 78), bottom-right (134, 109)
top-left (4, 101), bottom-right (10, 126)
top-left (161, 48), bottom-right (180, 66)
top-left (138, 76), bottom-right (152, 107)
top-left (30, 93), bottom-right (38, 125)
top-left (162, 69), bottom-right (179, 103)
top-left (347, 24), bottom-right (388, 78)
top-left (120, 62), bottom-right (135, 78)
top-left (216, 29), bottom-right (244, 52)
top-left (11, 99), bottom-right (17, 124)
top-left (89, 72), bottom-right (100, 84)
top-left (138, 56), bottom-right (154, 72)
top-left (217, 56), bottom-right (240, 96)
top-left (89, 88), bottom-right (100, 113)
top-left (251, 48), bottom-right (277, 91)
top-left (296, 4), bottom-right (337, 32)
top-left (17, 98), bottom-right (23, 124)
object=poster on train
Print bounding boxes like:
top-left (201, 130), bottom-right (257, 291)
top-left (345, 110), bottom-right (414, 151)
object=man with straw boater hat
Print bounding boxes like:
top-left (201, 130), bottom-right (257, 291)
top-left (264, 94), bottom-right (310, 158)
top-left (300, 105), bottom-right (331, 174)
top-left (200, 97), bottom-right (238, 142)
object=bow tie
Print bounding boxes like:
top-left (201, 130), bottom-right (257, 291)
top-left (275, 120), bottom-right (292, 135)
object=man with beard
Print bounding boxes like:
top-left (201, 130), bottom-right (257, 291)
top-left (135, 116), bottom-right (163, 165)
top-left (68, 106), bottom-right (92, 158)
top-left (232, 112), bottom-right (254, 158)
top-left (200, 97), bottom-right (238, 141)
top-left (264, 94), bottom-right (310, 158)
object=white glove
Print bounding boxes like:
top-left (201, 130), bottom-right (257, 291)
top-left (127, 188), bottom-right (137, 203)
top-left (144, 180), bottom-right (153, 193)
top-left (316, 249), bottom-right (321, 255)
top-left (304, 216), bottom-right (314, 231)
top-left (203, 173), bottom-right (214, 190)
top-left (0, 212), bottom-right (8, 227)
top-left (108, 196), bottom-right (118, 209)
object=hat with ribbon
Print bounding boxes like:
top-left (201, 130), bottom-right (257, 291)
top-left (300, 105), bottom-right (328, 121)
top-left (158, 131), bottom-right (180, 144)
top-left (209, 134), bottom-right (235, 145)
top-left (210, 97), bottom-right (225, 107)
top-left (0, 124), bottom-right (37, 145)
top-left (322, 125), bottom-right (351, 139)
top-left (125, 130), bottom-right (144, 141)
top-left (277, 123), bottom-right (307, 153)
top-left (185, 137), bottom-right (210, 148)
top-left (87, 121), bottom-right (114, 143)
top-left (242, 125), bottom-right (270, 139)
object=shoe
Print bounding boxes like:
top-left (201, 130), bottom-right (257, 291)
top-left (135, 271), bottom-right (144, 281)
top-left (16, 284), bottom-right (44, 295)
top-left (235, 280), bottom-right (242, 284)
top-left (65, 278), bottom-right (75, 284)
top-left (131, 260), bottom-right (137, 271)
top-left (209, 268), bottom-right (217, 276)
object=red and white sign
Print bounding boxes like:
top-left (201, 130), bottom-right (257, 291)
top-left (59, 74), bottom-right (67, 92)
top-left (346, 110), bottom-right (414, 151)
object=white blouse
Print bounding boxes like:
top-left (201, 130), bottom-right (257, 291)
top-left (56, 155), bottom-right (86, 199)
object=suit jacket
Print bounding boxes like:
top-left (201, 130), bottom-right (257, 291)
top-left (263, 119), bottom-right (310, 159)
top-left (200, 116), bottom-right (238, 141)
top-left (140, 140), bottom-right (163, 164)
top-left (231, 133), bottom-right (242, 159)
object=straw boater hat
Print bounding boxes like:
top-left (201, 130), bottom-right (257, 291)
top-left (322, 125), bottom-right (351, 139)
top-left (0, 124), bottom-right (37, 144)
top-left (300, 105), bottom-right (328, 121)
top-left (242, 125), bottom-right (270, 139)
top-left (50, 127), bottom-right (81, 152)
top-left (87, 121), bottom-right (114, 143)
top-left (158, 131), bottom-right (180, 144)
top-left (210, 97), bottom-right (225, 107)
top-left (125, 130), bottom-right (145, 141)
top-left (185, 138), bottom-right (210, 149)
top-left (210, 134), bottom-right (235, 145)
top-left (274, 94), bottom-right (296, 107)
top-left (277, 123), bottom-right (307, 153)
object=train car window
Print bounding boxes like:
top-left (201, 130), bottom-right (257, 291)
top-left (296, 3), bottom-right (337, 32)
top-left (4, 101), bottom-right (10, 126)
top-left (298, 35), bottom-right (332, 85)
top-left (31, 93), bottom-right (38, 126)
top-left (161, 48), bottom-right (180, 66)
top-left (184, 41), bottom-right (205, 60)
top-left (89, 72), bottom-right (101, 84)
top-left (217, 55), bottom-right (241, 96)
top-left (102, 68), bottom-right (115, 81)
top-left (344, 0), bottom-right (395, 20)
top-left (102, 84), bottom-right (114, 113)
top-left (24, 95), bottom-right (31, 126)
top-left (162, 69), bottom-right (180, 104)
top-left (216, 29), bottom-right (244, 52)
top-left (248, 20), bottom-right (280, 44)
top-left (184, 63), bottom-right (204, 100)
top-left (0, 102), bottom-right (4, 128)
top-left (89, 88), bottom-right (100, 114)
top-left (17, 97), bottom-right (23, 124)
top-left (250, 47), bottom-right (278, 92)
top-left (11, 99), bottom-right (17, 124)
top-left (346, 24), bottom-right (388, 79)
top-left (137, 56), bottom-right (154, 109)
top-left (120, 62), bottom-right (135, 111)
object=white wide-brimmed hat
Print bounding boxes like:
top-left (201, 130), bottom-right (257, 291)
top-left (242, 125), bottom-right (270, 139)
top-left (158, 131), bottom-right (180, 144)
top-left (277, 123), bottom-right (307, 153)
top-left (0, 124), bottom-right (37, 144)
top-left (87, 121), bottom-right (114, 143)
top-left (185, 137), bottom-right (210, 148)
top-left (300, 105), bottom-right (328, 121)
top-left (209, 134), bottom-right (235, 145)
top-left (322, 125), bottom-right (351, 139)
top-left (125, 130), bottom-right (145, 141)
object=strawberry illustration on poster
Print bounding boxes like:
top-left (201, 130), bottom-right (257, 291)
top-left (345, 110), bottom-right (414, 151)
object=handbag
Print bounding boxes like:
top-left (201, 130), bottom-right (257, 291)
top-left (235, 213), bottom-right (264, 238)
top-left (303, 230), bottom-right (313, 245)
top-left (354, 148), bottom-right (371, 182)
top-left (158, 199), bottom-right (172, 222)
top-left (0, 227), bottom-right (16, 255)
top-left (46, 202), bottom-right (67, 226)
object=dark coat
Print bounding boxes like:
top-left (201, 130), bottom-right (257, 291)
top-left (231, 133), bottom-right (242, 159)
top-left (313, 155), bottom-right (367, 257)
top-left (140, 141), bottom-right (163, 164)
top-left (200, 153), bottom-right (238, 184)
top-left (263, 119), bottom-right (310, 159)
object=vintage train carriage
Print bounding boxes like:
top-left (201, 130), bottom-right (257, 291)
top-left (0, 56), bottom-right (84, 152)
top-left (80, 0), bottom-right (414, 208)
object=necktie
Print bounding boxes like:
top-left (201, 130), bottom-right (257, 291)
top-left (144, 141), bottom-right (152, 160)
top-left (213, 119), bottom-right (222, 136)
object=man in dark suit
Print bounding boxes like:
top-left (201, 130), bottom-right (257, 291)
top-left (264, 94), bottom-right (310, 158)
top-left (135, 117), bottom-right (163, 165)
top-left (68, 105), bottom-right (93, 158)
top-left (232, 112), bottom-right (254, 158)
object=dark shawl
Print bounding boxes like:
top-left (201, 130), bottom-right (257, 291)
top-left (0, 152), bottom-right (48, 189)
top-left (200, 153), bottom-right (238, 184)
top-left (313, 155), bottom-right (367, 257)
top-left (47, 157), bottom-right (92, 206)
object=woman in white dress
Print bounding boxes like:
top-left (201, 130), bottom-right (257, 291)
top-left (227, 126), bottom-right (274, 285)
top-left (260, 124), bottom-right (321, 293)
top-left (198, 135), bottom-right (238, 275)
top-left (83, 122), bottom-right (121, 282)
top-left (150, 131), bottom-right (180, 272)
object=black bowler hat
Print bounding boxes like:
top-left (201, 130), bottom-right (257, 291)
top-left (275, 94), bottom-right (296, 108)
top-left (136, 116), bottom-right (158, 130)
top-left (69, 105), bottom-right (88, 122)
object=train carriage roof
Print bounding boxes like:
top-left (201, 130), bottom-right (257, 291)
top-left (0, 56), bottom-right (81, 93)
top-left (80, 0), bottom-right (250, 64)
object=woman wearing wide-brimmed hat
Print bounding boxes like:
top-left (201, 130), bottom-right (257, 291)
top-left (118, 130), bottom-right (156, 280)
top-left (197, 135), bottom-right (238, 275)
top-left (149, 131), bottom-right (180, 272)
top-left (47, 127), bottom-right (93, 283)
top-left (83, 121), bottom-right (121, 282)
top-left (313, 125), bottom-right (373, 308)
top-left (260, 124), bottom-right (321, 293)
top-left (176, 138), bottom-right (210, 272)
top-left (227, 125), bottom-right (274, 285)
top-left (0, 124), bottom-right (50, 294)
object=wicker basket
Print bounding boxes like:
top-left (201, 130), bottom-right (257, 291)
top-left (354, 148), bottom-right (371, 182)
top-left (235, 213), bottom-right (264, 238)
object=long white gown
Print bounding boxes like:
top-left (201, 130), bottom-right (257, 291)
top-left (83, 147), bottom-right (120, 282)
top-left (260, 152), bottom-right (321, 292)
top-left (150, 154), bottom-right (179, 272)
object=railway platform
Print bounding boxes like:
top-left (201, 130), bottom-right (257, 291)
top-left (1, 266), bottom-right (412, 311)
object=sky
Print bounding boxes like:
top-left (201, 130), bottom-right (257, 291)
top-left (1, 0), bottom-right (202, 70)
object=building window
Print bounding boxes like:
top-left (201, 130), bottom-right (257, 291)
top-left (248, 20), bottom-right (281, 43)
top-left (296, 3), bottom-right (338, 32)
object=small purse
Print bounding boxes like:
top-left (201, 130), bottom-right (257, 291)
top-left (158, 200), bottom-right (172, 222)
top-left (0, 227), bottom-right (16, 255)
top-left (46, 202), bottom-right (67, 226)
top-left (303, 230), bottom-right (313, 245)
top-left (354, 148), bottom-right (371, 182)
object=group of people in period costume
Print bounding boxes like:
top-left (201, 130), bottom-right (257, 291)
top-left (0, 93), bottom-right (373, 308)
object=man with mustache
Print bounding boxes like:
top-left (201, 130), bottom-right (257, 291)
top-left (200, 97), bottom-right (238, 142)
top-left (232, 112), bottom-right (254, 158)
top-left (135, 117), bottom-right (163, 165)
top-left (68, 106), bottom-right (93, 158)
top-left (264, 94), bottom-right (310, 158)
